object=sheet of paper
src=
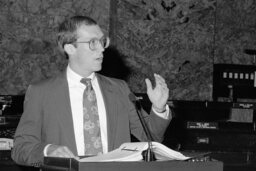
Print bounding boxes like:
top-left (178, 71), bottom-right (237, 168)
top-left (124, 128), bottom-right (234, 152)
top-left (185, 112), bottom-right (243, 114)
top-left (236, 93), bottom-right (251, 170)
top-left (78, 141), bottom-right (190, 162)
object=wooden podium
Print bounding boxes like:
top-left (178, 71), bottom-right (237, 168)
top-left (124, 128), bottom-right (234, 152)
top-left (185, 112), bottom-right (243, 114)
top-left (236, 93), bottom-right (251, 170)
top-left (42, 157), bottom-right (223, 171)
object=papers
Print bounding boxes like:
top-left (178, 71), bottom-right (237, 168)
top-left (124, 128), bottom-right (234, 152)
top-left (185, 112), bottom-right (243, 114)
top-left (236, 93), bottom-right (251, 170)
top-left (78, 142), bottom-right (190, 162)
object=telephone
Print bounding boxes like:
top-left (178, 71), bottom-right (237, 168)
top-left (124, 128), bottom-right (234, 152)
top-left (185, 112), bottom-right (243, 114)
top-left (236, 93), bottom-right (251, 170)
top-left (0, 138), bottom-right (13, 150)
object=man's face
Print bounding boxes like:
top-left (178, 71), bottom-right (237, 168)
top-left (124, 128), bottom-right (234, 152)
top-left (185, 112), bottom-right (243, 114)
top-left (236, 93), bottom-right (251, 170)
top-left (69, 24), bottom-right (105, 77)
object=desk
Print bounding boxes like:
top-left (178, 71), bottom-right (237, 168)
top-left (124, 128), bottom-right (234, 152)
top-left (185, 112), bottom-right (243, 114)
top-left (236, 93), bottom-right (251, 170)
top-left (42, 157), bottom-right (223, 171)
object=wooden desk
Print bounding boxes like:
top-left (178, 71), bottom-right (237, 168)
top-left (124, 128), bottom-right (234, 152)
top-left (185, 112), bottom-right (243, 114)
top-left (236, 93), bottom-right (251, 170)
top-left (42, 157), bottom-right (223, 171)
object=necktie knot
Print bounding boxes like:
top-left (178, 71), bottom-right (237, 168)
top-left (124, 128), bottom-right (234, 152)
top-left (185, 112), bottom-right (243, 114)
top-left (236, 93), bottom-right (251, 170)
top-left (80, 78), bottom-right (92, 90)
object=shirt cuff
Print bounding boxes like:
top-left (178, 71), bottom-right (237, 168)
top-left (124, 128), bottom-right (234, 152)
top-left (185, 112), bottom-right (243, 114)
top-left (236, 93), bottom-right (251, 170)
top-left (44, 144), bottom-right (52, 156)
top-left (152, 105), bottom-right (170, 120)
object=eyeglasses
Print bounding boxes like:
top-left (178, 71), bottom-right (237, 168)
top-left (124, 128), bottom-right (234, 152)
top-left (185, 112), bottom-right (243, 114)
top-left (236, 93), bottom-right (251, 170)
top-left (75, 36), bottom-right (110, 51)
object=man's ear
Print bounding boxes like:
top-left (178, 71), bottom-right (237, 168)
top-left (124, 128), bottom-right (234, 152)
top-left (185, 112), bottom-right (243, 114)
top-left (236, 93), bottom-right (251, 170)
top-left (64, 44), bottom-right (76, 55)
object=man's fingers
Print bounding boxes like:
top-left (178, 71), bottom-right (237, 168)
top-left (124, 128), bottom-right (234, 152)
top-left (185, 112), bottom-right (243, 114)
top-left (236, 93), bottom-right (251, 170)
top-left (145, 78), bottom-right (153, 92)
top-left (62, 146), bottom-right (75, 158)
top-left (47, 145), bottom-right (75, 158)
top-left (154, 73), bottom-right (166, 86)
top-left (153, 74), bottom-right (168, 89)
top-left (154, 73), bottom-right (165, 82)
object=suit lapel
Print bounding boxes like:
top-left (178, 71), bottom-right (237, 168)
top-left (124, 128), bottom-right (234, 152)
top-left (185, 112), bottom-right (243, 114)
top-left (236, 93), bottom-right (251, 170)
top-left (56, 71), bottom-right (78, 155)
top-left (96, 74), bottom-right (118, 151)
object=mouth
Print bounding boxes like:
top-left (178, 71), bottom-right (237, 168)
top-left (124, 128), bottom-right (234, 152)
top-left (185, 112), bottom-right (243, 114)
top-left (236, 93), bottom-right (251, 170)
top-left (96, 57), bottom-right (103, 62)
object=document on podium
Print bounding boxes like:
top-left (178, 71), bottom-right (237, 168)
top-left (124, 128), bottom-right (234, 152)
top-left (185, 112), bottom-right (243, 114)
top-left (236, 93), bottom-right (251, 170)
top-left (77, 142), bottom-right (190, 162)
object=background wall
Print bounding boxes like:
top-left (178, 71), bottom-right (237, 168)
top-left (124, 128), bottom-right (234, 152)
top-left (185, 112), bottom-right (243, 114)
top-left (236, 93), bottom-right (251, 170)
top-left (111, 0), bottom-right (256, 100)
top-left (0, 0), bottom-right (255, 101)
top-left (0, 0), bottom-right (110, 94)
top-left (214, 0), bottom-right (256, 64)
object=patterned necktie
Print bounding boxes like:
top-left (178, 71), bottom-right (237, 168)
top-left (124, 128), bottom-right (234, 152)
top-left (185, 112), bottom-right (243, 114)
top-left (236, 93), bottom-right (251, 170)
top-left (80, 78), bottom-right (102, 155)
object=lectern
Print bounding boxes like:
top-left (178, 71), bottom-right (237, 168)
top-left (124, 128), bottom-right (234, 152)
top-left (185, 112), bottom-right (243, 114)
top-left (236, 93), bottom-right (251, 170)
top-left (42, 157), bottom-right (223, 171)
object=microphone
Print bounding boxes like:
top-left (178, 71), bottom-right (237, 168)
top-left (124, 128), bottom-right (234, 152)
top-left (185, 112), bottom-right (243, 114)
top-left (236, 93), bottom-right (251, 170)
top-left (129, 93), bottom-right (156, 162)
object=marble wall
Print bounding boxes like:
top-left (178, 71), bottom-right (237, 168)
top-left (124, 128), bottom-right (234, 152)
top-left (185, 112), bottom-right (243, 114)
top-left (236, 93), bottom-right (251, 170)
top-left (214, 0), bottom-right (256, 64)
top-left (0, 0), bottom-right (255, 101)
top-left (0, 0), bottom-right (110, 94)
top-left (110, 0), bottom-right (256, 100)
top-left (112, 0), bottom-right (215, 100)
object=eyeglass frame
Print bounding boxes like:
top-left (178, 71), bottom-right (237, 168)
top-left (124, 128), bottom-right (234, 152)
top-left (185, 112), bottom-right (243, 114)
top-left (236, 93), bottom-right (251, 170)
top-left (74, 36), bottom-right (110, 51)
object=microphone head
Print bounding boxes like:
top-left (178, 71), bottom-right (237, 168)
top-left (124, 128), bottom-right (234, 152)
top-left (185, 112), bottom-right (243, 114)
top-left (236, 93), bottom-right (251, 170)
top-left (129, 93), bottom-right (143, 102)
top-left (128, 93), bottom-right (137, 102)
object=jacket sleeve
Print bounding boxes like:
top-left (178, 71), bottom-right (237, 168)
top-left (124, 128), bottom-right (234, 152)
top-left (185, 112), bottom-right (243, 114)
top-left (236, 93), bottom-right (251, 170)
top-left (120, 81), bottom-right (171, 142)
top-left (11, 85), bottom-right (47, 167)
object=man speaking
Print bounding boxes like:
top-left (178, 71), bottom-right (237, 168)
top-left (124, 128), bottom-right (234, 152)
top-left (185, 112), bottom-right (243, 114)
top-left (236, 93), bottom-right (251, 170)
top-left (11, 15), bottom-right (171, 167)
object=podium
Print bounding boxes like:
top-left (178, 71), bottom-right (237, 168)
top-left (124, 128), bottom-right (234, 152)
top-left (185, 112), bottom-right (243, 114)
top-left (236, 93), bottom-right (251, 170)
top-left (42, 157), bottom-right (223, 171)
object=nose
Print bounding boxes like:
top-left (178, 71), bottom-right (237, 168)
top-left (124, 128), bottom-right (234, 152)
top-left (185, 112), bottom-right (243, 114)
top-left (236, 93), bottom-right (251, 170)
top-left (98, 45), bottom-right (105, 52)
top-left (97, 42), bottom-right (105, 52)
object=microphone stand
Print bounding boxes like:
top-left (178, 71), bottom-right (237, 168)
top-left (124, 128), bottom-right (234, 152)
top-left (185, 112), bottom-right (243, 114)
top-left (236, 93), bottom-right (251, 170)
top-left (134, 96), bottom-right (156, 162)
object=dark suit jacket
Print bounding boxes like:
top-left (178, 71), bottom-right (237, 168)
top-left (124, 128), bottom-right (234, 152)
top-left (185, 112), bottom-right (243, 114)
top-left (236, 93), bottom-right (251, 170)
top-left (11, 70), bottom-right (171, 166)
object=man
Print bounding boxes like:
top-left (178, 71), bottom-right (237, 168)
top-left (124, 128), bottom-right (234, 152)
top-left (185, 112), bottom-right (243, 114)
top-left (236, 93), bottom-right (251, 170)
top-left (11, 16), bottom-right (171, 167)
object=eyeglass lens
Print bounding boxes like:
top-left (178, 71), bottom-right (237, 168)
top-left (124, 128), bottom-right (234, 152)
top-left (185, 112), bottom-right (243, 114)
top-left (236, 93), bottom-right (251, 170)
top-left (89, 37), bottom-right (108, 50)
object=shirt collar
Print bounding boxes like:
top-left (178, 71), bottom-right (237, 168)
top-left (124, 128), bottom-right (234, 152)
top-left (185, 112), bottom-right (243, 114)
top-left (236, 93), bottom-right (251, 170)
top-left (67, 65), bottom-right (96, 87)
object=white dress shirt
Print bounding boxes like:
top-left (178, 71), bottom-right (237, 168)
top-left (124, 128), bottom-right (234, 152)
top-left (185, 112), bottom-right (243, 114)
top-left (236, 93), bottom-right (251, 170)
top-left (67, 65), bottom-right (108, 156)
